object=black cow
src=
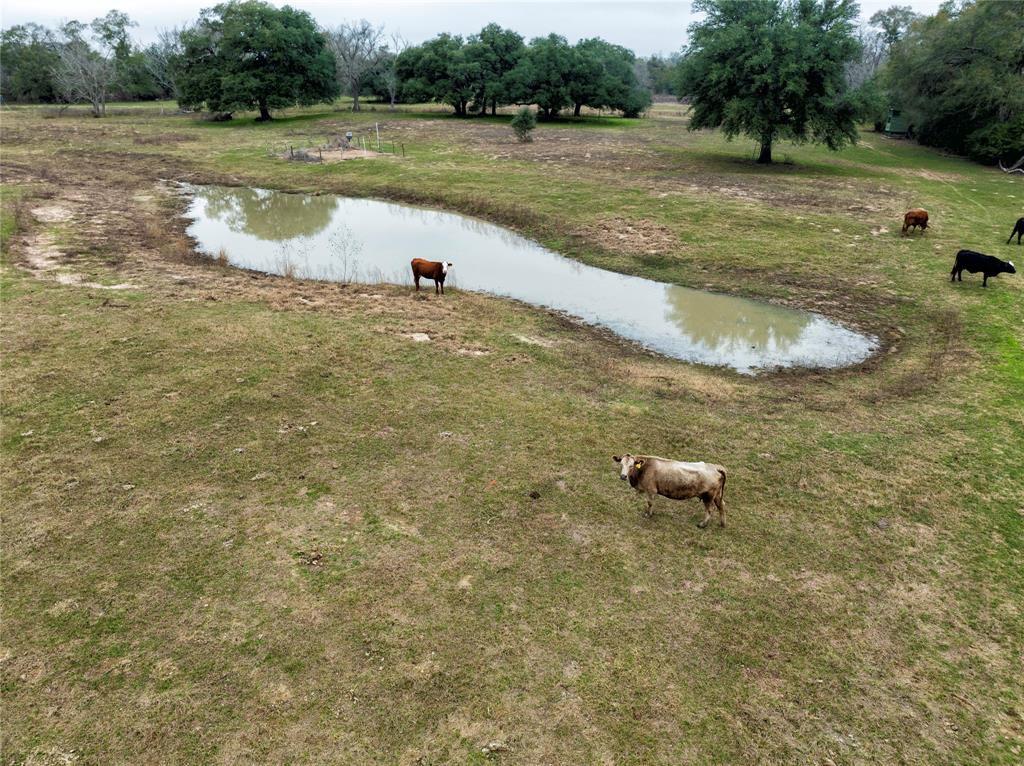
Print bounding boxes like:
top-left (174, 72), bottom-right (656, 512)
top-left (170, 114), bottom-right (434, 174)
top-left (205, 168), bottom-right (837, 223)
top-left (1008, 217), bottom-right (1024, 245)
top-left (950, 249), bottom-right (1016, 287)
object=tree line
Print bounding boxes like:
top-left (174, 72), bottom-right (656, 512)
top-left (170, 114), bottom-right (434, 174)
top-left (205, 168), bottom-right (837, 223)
top-left (3, 0), bottom-right (1018, 165)
top-left (0, 0), bottom-right (651, 120)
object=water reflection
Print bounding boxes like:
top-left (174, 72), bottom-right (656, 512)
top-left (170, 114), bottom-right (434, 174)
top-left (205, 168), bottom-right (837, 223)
top-left (195, 186), bottom-right (339, 241)
top-left (663, 286), bottom-right (805, 349)
top-left (182, 184), bottom-right (876, 374)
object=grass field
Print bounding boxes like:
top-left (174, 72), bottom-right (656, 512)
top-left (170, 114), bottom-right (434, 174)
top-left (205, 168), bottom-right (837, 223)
top-left (1, 100), bottom-right (1022, 765)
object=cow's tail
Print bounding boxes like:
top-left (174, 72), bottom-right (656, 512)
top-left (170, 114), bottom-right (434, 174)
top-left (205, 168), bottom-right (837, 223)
top-left (717, 467), bottom-right (727, 503)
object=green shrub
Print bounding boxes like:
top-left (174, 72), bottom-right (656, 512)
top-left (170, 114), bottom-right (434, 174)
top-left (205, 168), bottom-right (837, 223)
top-left (510, 106), bottom-right (536, 142)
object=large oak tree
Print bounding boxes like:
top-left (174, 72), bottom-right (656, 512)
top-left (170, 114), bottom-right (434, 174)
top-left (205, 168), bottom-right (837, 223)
top-left (678, 0), bottom-right (862, 163)
top-left (175, 0), bottom-right (337, 120)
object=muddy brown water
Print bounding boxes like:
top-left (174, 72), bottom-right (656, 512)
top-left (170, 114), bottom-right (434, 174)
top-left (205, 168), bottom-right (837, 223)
top-left (182, 185), bottom-right (876, 374)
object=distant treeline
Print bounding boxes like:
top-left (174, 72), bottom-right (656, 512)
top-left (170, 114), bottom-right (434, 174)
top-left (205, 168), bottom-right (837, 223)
top-left (3, 0), bottom-right (1016, 165)
top-left (0, 1), bottom-right (680, 120)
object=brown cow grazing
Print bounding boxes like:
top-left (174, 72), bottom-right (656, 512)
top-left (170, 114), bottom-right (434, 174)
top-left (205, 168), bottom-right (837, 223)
top-left (613, 454), bottom-right (728, 527)
top-left (902, 208), bottom-right (929, 236)
top-left (411, 258), bottom-right (454, 295)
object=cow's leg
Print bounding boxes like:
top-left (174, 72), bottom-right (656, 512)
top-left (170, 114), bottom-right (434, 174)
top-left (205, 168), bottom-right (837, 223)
top-left (983, 273), bottom-right (988, 287)
top-left (434, 280), bottom-right (440, 295)
top-left (414, 274), bottom-right (421, 291)
top-left (697, 494), bottom-right (713, 528)
top-left (716, 494), bottom-right (726, 528)
top-left (440, 280), bottom-right (445, 295)
top-left (642, 493), bottom-right (655, 519)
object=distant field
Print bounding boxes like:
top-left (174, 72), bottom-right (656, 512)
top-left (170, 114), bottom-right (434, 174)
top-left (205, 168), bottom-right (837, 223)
top-left (1, 101), bottom-right (1022, 765)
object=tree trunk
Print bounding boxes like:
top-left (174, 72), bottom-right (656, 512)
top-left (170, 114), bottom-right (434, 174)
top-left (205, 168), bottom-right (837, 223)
top-left (352, 91), bottom-right (361, 112)
top-left (757, 139), bottom-right (772, 164)
top-left (573, 102), bottom-right (582, 117)
top-left (490, 99), bottom-right (496, 116)
top-left (258, 97), bottom-right (271, 121)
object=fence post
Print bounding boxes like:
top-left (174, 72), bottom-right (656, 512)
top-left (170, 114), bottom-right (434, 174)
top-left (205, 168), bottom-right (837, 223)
top-left (376, 122), bottom-right (381, 152)
top-left (319, 148), bottom-right (323, 163)
top-left (401, 143), bottom-right (405, 157)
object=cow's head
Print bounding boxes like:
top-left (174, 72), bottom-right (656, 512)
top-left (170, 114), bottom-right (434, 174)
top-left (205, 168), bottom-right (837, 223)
top-left (442, 261), bottom-right (453, 275)
top-left (613, 454), bottom-right (645, 481)
top-left (1006, 260), bottom-right (1016, 274)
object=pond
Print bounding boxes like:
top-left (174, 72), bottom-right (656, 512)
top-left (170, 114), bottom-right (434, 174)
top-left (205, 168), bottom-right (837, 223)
top-left (181, 185), bottom-right (877, 375)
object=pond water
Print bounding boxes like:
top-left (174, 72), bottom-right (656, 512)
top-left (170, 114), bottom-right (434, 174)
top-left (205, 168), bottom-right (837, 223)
top-left (182, 185), bottom-right (877, 374)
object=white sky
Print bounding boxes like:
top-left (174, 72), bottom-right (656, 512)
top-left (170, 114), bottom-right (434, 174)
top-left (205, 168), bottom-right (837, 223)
top-left (0, 0), bottom-right (945, 57)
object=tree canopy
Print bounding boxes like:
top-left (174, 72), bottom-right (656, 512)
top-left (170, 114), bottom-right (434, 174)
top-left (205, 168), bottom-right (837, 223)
top-left (678, 0), bottom-right (862, 163)
top-left (0, 24), bottom-right (61, 103)
top-left (882, 0), bottom-right (1024, 165)
top-left (396, 34), bottom-right (481, 116)
top-left (397, 27), bottom-right (646, 119)
top-left (175, 0), bottom-right (337, 120)
top-left (869, 4), bottom-right (919, 48)
top-left (567, 39), bottom-right (650, 117)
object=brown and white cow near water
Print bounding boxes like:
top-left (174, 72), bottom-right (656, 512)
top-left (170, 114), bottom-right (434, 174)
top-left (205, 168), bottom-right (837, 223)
top-left (613, 454), bottom-right (728, 527)
top-left (902, 208), bottom-right (929, 236)
top-left (411, 258), bottom-right (454, 295)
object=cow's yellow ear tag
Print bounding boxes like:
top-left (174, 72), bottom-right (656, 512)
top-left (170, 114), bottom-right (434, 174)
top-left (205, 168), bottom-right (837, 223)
top-left (635, 460), bottom-right (644, 469)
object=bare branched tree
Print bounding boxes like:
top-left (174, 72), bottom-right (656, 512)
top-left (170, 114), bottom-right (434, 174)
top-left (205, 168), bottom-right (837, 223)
top-left (381, 33), bottom-right (408, 111)
top-left (53, 37), bottom-right (115, 117)
top-left (846, 26), bottom-right (887, 89)
top-left (144, 27), bottom-right (184, 99)
top-left (327, 20), bottom-right (388, 112)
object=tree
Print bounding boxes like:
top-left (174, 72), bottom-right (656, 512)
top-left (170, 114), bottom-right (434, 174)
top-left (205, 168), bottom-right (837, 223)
top-left (144, 28), bottom-right (185, 99)
top-left (644, 53), bottom-right (682, 95)
top-left (869, 5), bottom-right (920, 49)
top-left (508, 34), bottom-right (574, 118)
top-left (846, 26), bottom-right (887, 89)
top-left (327, 20), bottom-right (388, 112)
top-left (678, 0), bottom-right (862, 163)
top-left (510, 105), bottom-right (537, 141)
top-left (882, 0), bottom-right (1024, 164)
top-left (568, 38), bottom-right (650, 117)
top-left (52, 26), bottom-right (115, 116)
top-left (0, 24), bottom-right (61, 103)
top-left (175, 0), bottom-right (337, 121)
top-left (396, 34), bottom-right (480, 115)
top-left (90, 10), bottom-right (136, 62)
top-left (378, 34), bottom-right (408, 110)
top-left (466, 24), bottom-right (524, 115)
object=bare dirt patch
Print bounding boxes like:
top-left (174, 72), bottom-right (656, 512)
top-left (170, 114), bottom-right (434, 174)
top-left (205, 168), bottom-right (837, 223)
top-left (282, 147), bottom-right (386, 163)
top-left (574, 215), bottom-right (680, 256)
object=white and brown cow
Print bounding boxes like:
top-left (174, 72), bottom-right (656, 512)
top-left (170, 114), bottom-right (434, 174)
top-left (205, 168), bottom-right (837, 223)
top-left (411, 258), bottom-right (454, 295)
top-left (612, 454), bottom-right (728, 527)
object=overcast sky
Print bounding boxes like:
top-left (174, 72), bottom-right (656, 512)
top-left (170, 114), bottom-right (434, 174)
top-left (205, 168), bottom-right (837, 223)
top-left (0, 0), bottom-right (945, 57)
